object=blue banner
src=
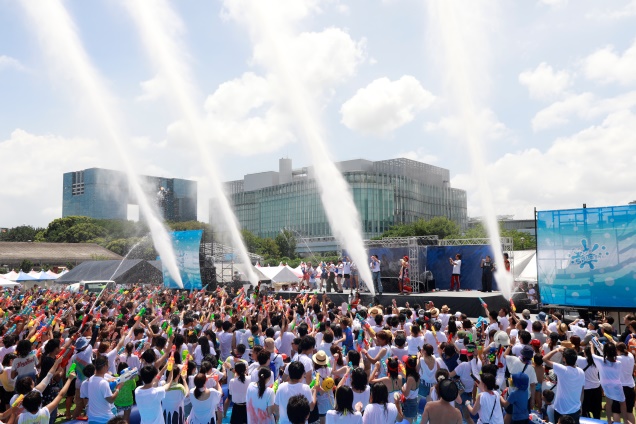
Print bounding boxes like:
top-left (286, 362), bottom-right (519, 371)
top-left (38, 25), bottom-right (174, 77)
top-left (537, 205), bottom-right (636, 308)
top-left (163, 230), bottom-right (203, 290)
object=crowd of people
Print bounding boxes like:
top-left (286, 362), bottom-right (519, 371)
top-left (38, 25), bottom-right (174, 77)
top-left (0, 283), bottom-right (632, 424)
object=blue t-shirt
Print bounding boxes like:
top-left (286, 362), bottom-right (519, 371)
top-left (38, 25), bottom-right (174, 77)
top-left (343, 327), bottom-right (354, 350)
top-left (507, 389), bottom-right (529, 421)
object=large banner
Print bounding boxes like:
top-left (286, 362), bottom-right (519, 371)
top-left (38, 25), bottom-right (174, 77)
top-left (163, 230), bottom-right (203, 290)
top-left (537, 205), bottom-right (636, 308)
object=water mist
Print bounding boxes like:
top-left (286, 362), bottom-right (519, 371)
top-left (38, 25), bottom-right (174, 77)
top-left (426, 1), bottom-right (513, 298)
top-left (124, 0), bottom-right (259, 285)
top-left (20, 0), bottom-right (183, 288)
top-left (225, 1), bottom-right (375, 294)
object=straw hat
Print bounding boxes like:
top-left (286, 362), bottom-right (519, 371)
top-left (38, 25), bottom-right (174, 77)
top-left (369, 307), bottom-right (381, 317)
top-left (441, 305), bottom-right (450, 313)
top-left (312, 350), bottom-right (329, 366)
top-left (430, 308), bottom-right (440, 318)
top-left (560, 341), bottom-right (574, 349)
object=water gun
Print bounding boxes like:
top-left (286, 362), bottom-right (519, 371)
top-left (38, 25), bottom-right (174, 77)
top-left (66, 363), bottom-right (77, 377)
top-left (108, 367), bottom-right (138, 391)
top-left (591, 337), bottom-right (604, 355)
top-left (134, 338), bottom-right (148, 355)
top-left (380, 359), bottom-right (388, 375)
top-left (161, 321), bottom-right (168, 330)
top-left (398, 362), bottom-right (406, 376)
top-left (167, 325), bottom-right (173, 337)
top-left (309, 372), bottom-right (319, 389)
top-left (167, 346), bottom-right (176, 371)
top-left (51, 309), bottom-right (64, 326)
top-left (134, 307), bottom-right (146, 321)
top-left (479, 297), bottom-right (488, 309)
top-left (181, 361), bottom-right (188, 377)
top-left (273, 376), bottom-right (282, 393)
top-left (182, 349), bottom-right (189, 362)
top-left (362, 321), bottom-right (375, 337)
top-left (5, 324), bottom-right (17, 335)
top-left (60, 346), bottom-right (75, 367)
top-left (509, 298), bottom-right (516, 313)
top-left (117, 345), bottom-right (126, 355)
top-left (11, 394), bottom-right (24, 408)
top-left (356, 330), bottom-right (363, 352)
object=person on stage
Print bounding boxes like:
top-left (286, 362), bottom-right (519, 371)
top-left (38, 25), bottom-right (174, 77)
top-left (370, 255), bottom-right (382, 295)
top-left (449, 254), bottom-right (462, 292)
top-left (398, 256), bottom-right (410, 295)
top-left (480, 255), bottom-right (495, 292)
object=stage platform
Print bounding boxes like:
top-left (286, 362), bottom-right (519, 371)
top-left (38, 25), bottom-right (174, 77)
top-left (272, 290), bottom-right (509, 318)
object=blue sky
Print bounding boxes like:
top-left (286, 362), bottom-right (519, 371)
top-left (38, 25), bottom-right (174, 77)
top-left (1, 0), bottom-right (636, 228)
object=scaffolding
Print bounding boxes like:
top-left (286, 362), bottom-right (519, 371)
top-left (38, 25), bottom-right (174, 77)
top-left (201, 242), bottom-right (262, 284)
top-left (440, 237), bottom-right (514, 252)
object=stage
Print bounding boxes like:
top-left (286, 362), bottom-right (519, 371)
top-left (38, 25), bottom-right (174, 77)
top-left (272, 290), bottom-right (509, 318)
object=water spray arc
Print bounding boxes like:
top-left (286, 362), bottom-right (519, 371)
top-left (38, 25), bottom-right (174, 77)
top-left (228, 1), bottom-right (375, 294)
top-left (426, 1), bottom-right (512, 298)
top-left (20, 0), bottom-right (183, 288)
top-left (123, 0), bottom-right (258, 285)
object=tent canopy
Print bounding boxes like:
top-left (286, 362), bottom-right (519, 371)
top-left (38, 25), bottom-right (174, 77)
top-left (16, 271), bottom-right (37, 281)
top-left (511, 250), bottom-right (537, 282)
top-left (57, 260), bottom-right (162, 285)
top-left (258, 266), bottom-right (300, 283)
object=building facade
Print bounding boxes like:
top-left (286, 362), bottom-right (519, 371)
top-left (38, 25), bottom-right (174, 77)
top-left (213, 158), bottom-right (467, 240)
top-left (63, 168), bottom-right (197, 222)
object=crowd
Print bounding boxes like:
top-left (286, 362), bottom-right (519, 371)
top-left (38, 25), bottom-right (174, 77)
top-left (0, 283), bottom-right (632, 424)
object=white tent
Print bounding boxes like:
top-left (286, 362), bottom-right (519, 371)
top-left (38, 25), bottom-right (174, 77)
top-left (289, 265), bottom-right (304, 278)
top-left (259, 266), bottom-right (301, 284)
top-left (511, 250), bottom-right (537, 282)
top-left (3, 271), bottom-right (18, 281)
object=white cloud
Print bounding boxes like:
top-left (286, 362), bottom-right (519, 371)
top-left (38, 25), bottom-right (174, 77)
top-left (532, 91), bottom-right (636, 131)
top-left (0, 130), bottom-right (103, 226)
top-left (588, 1), bottom-right (636, 19)
top-left (340, 76), bottom-right (434, 136)
top-left (519, 62), bottom-right (572, 100)
top-left (583, 39), bottom-right (636, 85)
top-left (400, 149), bottom-right (439, 165)
top-left (425, 108), bottom-right (508, 141)
top-left (454, 110), bottom-right (636, 219)
top-left (0, 55), bottom-right (26, 72)
top-left (136, 75), bottom-right (167, 102)
top-left (538, 0), bottom-right (568, 7)
top-left (203, 73), bottom-right (295, 154)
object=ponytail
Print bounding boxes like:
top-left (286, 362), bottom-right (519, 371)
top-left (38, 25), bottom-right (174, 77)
top-left (258, 368), bottom-right (272, 398)
top-left (193, 373), bottom-right (206, 399)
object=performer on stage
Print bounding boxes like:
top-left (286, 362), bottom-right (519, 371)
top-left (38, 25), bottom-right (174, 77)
top-left (480, 255), bottom-right (495, 292)
top-left (449, 253), bottom-right (462, 291)
top-left (398, 256), bottom-right (410, 295)
top-left (370, 254), bottom-right (382, 295)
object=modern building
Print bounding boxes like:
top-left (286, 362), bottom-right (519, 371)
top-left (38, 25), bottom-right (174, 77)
top-left (214, 158), bottom-right (467, 242)
top-left (63, 168), bottom-right (197, 222)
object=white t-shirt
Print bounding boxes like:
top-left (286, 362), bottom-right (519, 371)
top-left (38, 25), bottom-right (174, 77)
top-left (274, 382), bottom-right (313, 424)
top-left (406, 335), bottom-right (424, 355)
top-left (119, 353), bottom-right (141, 370)
top-left (229, 376), bottom-right (252, 404)
top-left (551, 363), bottom-right (585, 415)
top-left (453, 362), bottom-right (475, 392)
top-left (452, 259), bottom-right (461, 274)
top-left (80, 380), bottom-right (90, 399)
top-left (326, 410), bottom-right (362, 424)
top-left (283, 354), bottom-right (313, 378)
top-left (505, 356), bottom-right (537, 399)
top-left (86, 376), bottom-right (115, 423)
top-left (352, 386), bottom-right (371, 410)
top-left (218, 332), bottom-right (233, 361)
top-left (17, 407), bottom-right (50, 424)
top-left (0, 346), bottom-right (16, 363)
top-left (575, 356), bottom-right (600, 390)
top-left (135, 386), bottom-right (166, 424)
top-left (12, 352), bottom-right (38, 378)
top-left (618, 353), bottom-right (635, 387)
top-left (362, 403), bottom-right (398, 424)
top-left (499, 316), bottom-right (510, 332)
top-left (278, 331), bottom-right (295, 357)
top-left (246, 382), bottom-right (275, 423)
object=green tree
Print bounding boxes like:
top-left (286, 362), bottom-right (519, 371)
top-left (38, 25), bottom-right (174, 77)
top-left (19, 259), bottom-right (33, 273)
top-left (275, 230), bottom-right (297, 258)
top-left (258, 238), bottom-right (280, 258)
top-left (241, 229), bottom-right (260, 254)
top-left (0, 225), bottom-right (44, 242)
top-left (39, 216), bottom-right (96, 242)
top-left (378, 217), bottom-right (460, 239)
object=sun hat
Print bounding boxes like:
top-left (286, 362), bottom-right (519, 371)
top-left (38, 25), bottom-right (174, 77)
top-left (75, 337), bottom-right (89, 351)
top-left (441, 305), bottom-right (450, 313)
top-left (312, 350), bottom-right (329, 366)
top-left (430, 308), bottom-right (439, 318)
top-left (537, 311), bottom-right (547, 321)
top-left (520, 345), bottom-right (534, 360)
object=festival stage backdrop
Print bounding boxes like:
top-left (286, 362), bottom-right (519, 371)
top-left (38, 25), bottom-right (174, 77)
top-left (425, 245), bottom-right (498, 291)
top-left (162, 230), bottom-right (203, 290)
top-left (537, 205), bottom-right (636, 308)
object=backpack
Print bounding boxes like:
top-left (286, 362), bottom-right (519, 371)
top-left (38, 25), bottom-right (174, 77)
top-left (269, 354), bottom-right (279, 378)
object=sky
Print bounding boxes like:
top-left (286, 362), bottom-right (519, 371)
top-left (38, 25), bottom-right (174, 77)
top-left (1, 0), bottom-right (636, 229)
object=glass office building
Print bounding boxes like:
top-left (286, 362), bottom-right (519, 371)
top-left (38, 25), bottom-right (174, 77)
top-left (215, 158), bottom-right (466, 239)
top-left (63, 168), bottom-right (197, 222)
